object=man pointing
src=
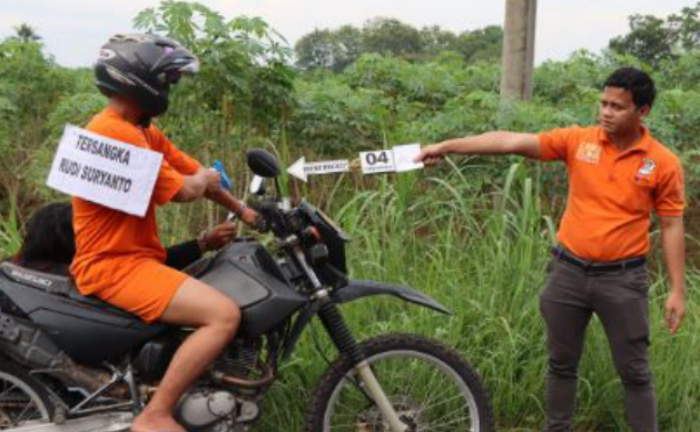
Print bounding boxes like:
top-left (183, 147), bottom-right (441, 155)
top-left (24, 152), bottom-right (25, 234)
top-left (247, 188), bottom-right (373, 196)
top-left (415, 67), bottom-right (685, 432)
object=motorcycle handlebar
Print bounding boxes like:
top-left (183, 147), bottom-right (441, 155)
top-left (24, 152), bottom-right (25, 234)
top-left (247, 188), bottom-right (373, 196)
top-left (250, 199), bottom-right (281, 234)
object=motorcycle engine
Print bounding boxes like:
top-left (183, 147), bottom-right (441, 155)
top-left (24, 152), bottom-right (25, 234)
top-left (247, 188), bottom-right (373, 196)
top-left (177, 389), bottom-right (237, 432)
top-left (177, 339), bottom-right (267, 431)
top-left (176, 388), bottom-right (261, 432)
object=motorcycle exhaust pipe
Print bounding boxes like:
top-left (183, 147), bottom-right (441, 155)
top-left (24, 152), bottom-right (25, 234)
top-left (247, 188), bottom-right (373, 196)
top-left (211, 363), bottom-right (275, 389)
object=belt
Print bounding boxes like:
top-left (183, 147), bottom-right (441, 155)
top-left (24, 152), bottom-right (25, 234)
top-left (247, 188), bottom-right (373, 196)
top-left (551, 247), bottom-right (646, 273)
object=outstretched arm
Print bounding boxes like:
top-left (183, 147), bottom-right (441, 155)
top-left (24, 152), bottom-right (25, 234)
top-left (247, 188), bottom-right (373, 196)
top-left (415, 132), bottom-right (541, 165)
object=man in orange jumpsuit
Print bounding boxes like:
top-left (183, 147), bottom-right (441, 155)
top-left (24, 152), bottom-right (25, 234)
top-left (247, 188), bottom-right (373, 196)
top-left (71, 34), bottom-right (258, 432)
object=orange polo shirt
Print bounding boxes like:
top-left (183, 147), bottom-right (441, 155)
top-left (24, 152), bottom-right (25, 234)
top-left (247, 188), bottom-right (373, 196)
top-left (539, 125), bottom-right (685, 262)
top-left (71, 106), bottom-right (201, 298)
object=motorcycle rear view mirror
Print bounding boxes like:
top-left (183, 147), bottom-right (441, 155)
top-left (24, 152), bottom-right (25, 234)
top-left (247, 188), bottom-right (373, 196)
top-left (250, 175), bottom-right (267, 196)
top-left (246, 149), bottom-right (281, 178)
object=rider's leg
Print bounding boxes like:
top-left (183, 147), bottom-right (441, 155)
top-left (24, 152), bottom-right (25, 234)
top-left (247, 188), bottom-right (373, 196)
top-left (130, 277), bottom-right (241, 432)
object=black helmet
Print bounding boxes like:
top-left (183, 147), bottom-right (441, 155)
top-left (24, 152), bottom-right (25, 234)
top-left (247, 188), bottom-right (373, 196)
top-left (94, 33), bottom-right (199, 118)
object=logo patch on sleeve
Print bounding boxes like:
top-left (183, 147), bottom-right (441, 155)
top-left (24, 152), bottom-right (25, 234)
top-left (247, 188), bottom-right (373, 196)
top-left (575, 142), bottom-right (602, 164)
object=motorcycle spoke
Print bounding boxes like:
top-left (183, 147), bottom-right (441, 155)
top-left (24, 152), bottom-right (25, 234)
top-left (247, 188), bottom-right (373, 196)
top-left (0, 385), bottom-right (18, 401)
top-left (11, 402), bottom-right (34, 427)
top-left (324, 350), bottom-right (479, 431)
top-left (421, 414), bottom-right (477, 431)
top-left (0, 371), bottom-right (50, 430)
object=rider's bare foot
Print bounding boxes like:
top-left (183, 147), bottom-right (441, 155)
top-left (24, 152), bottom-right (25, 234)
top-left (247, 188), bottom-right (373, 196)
top-left (130, 408), bottom-right (185, 432)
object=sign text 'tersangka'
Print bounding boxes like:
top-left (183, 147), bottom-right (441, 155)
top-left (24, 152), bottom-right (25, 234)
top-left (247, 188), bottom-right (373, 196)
top-left (47, 125), bottom-right (163, 217)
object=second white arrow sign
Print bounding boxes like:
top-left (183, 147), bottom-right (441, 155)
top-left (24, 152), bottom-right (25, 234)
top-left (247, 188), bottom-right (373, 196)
top-left (287, 157), bottom-right (351, 182)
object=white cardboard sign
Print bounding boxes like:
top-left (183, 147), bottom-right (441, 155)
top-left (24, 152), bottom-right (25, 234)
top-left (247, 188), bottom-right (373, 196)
top-left (360, 144), bottom-right (424, 175)
top-left (46, 124), bottom-right (163, 217)
top-left (360, 149), bottom-right (395, 174)
top-left (392, 143), bottom-right (424, 172)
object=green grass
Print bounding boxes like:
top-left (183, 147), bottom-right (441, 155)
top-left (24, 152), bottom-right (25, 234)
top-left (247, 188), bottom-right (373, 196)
top-left (1, 162), bottom-right (697, 431)
top-left (0, 194), bottom-right (21, 261)
top-left (256, 162), bottom-right (699, 431)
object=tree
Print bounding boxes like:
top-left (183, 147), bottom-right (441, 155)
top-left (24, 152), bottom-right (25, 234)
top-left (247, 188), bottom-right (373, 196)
top-left (11, 24), bottom-right (41, 43)
top-left (609, 14), bottom-right (676, 65)
top-left (295, 19), bottom-right (504, 73)
top-left (333, 25), bottom-right (363, 70)
top-left (362, 18), bottom-right (424, 58)
top-left (295, 29), bottom-right (337, 70)
top-left (608, 2), bottom-right (700, 66)
top-left (457, 25), bottom-right (503, 63)
top-left (295, 26), bottom-right (363, 72)
top-left (296, 18), bottom-right (428, 71)
top-left (420, 25), bottom-right (459, 54)
top-left (133, 1), bottom-right (295, 134)
top-left (668, 2), bottom-right (700, 51)
top-left (0, 37), bottom-right (74, 214)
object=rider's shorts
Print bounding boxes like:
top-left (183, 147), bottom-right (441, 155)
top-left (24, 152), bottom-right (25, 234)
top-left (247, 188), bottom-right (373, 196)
top-left (92, 259), bottom-right (188, 323)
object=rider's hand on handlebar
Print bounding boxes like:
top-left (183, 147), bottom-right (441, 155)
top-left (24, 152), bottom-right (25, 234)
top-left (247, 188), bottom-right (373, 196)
top-left (239, 207), bottom-right (261, 228)
top-left (199, 220), bottom-right (238, 252)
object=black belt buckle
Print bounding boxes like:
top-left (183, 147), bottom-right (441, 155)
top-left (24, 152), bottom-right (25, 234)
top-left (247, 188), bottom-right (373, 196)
top-left (587, 262), bottom-right (616, 274)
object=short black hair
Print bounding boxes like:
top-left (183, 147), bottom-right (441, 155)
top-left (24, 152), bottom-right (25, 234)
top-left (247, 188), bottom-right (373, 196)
top-left (603, 67), bottom-right (657, 109)
top-left (14, 203), bottom-right (75, 269)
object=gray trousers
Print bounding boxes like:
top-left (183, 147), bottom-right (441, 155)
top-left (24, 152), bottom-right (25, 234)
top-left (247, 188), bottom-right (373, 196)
top-left (540, 257), bottom-right (657, 432)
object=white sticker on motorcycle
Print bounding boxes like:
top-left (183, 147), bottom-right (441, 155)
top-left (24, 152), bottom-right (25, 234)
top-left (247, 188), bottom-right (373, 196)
top-left (46, 124), bottom-right (163, 217)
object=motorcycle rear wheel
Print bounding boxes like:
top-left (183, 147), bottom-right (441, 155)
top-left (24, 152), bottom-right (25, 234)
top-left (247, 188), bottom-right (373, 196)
top-left (0, 359), bottom-right (55, 430)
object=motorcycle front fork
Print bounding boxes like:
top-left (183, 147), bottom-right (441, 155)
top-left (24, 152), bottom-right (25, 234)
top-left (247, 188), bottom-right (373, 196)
top-left (317, 297), bottom-right (408, 432)
top-left (291, 245), bottom-right (407, 432)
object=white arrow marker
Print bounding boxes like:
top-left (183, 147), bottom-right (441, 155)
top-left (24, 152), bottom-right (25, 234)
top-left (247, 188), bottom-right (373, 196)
top-left (287, 157), bottom-right (351, 182)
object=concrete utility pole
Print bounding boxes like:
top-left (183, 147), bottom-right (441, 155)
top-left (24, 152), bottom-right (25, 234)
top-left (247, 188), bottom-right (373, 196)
top-left (500, 0), bottom-right (537, 102)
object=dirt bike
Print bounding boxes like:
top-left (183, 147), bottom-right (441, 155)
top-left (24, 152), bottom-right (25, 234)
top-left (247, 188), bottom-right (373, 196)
top-left (0, 149), bottom-right (493, 432)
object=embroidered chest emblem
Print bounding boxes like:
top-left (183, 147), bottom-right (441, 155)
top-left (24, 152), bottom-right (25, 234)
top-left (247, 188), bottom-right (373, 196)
top-left (636, 158), bottom-right (656, 181)
top-left (576, 142), bottom-right (602, 164)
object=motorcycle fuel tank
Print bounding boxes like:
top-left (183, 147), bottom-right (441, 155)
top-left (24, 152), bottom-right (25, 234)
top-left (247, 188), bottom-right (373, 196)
top-left (197, 240), bottom-right (307, 338)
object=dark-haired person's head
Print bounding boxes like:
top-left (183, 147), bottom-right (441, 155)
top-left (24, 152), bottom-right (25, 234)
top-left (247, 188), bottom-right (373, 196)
top-left (95, 34), bottom-right (199, 126)
top-left (600, 67), bottom-right (656, 137)
top-left (13, 203), bottom-right (75, 274)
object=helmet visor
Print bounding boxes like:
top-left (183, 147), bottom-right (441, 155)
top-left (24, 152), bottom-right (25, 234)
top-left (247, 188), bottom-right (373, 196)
top-left (162, 60), bottom-right (199, 85)
top-left (178, 60), bottom-right (199, 75)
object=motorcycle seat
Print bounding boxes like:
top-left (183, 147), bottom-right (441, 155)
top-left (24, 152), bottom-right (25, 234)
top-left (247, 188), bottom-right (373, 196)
top-left (0, 262), bottom-right (137, 317)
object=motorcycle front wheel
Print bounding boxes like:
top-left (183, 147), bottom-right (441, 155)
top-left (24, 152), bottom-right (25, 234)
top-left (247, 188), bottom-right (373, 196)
top-left (304, 333), bottom-right (494, 432)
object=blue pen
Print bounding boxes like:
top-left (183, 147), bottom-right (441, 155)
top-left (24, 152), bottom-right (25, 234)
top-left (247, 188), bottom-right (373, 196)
top-left (214, 160), bottom-right (232, 190)
top-left (213, 160), bottom-right (238, 221)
